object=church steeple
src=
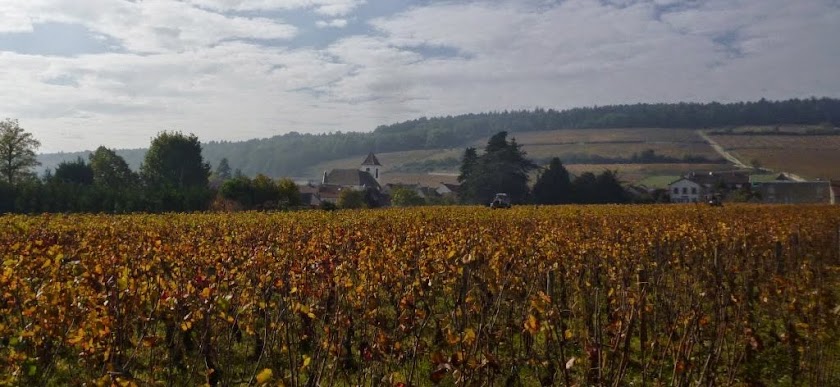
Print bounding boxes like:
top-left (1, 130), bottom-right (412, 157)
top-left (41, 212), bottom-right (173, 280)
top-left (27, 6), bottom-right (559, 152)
top-left (360, 152), bottom-right (382, 184)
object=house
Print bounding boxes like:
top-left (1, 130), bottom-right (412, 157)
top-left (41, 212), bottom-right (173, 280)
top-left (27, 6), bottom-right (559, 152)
top-left (436, 182), bottom-right (460, 196)
top-left (322, 169), bottom-right (381, 191)
top-left (317, 184), bottom-right (343, 205)
top-left (668, 178), bottom-right (704, 203)
top-left (319, 153), bottom-right (386, 206)
top-left (687, 171), bottom-right (750, 190)
top-left (667, 171), bottom-right (753, 203)
top-left (749, 173), bottom-right (794, 184)
top-left (755, 181), bottom-right (834, 204)
top-left (296, 184), bottom-right (320, 207)
top-left (360, 152), bottom-right (382, 184)
top-left (322, 152), bottom-right (383, 191)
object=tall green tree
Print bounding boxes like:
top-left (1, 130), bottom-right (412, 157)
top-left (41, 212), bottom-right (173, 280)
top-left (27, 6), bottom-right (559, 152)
top-left (594, 170), bottom-right (627, 204)
top-left (89, 146), bottom-right (137, 188)
top-left (141, 132), bottom-right (212, 212)
top-left (571, 172), bottom-right (598, 203)
top-left (53, 157), bottom-right (94, 185)
top-left (459, 131), bottom-right (536, 204)
top-left (141, 131), bottom-right (210, 189)
top-left (532, 157), bottom-right (572, 204)
top-left (457, 147), bottom-right (478, 202)
top-left (215, 158), bottom-right (232, 181)
top-left (571, 170), bottom-right (628, 204)
top-left (0, 118), bottom-right (40, 185)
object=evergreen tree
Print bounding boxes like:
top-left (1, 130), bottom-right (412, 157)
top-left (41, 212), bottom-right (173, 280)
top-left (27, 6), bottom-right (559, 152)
top-left (571, 172), bottom-right (598, 204)
top-left (532, 157), bottom-right (572, 204)
top-left (457, 147), bottom-right (478, 202)
top-left (571, 170), bottom-right (628, 204)
top-left (216, 158), bottom-right (232, 181)
top-left (595, 170), bottom-right (628, 204)
top-left (457, 131), bottom-right (536, 204)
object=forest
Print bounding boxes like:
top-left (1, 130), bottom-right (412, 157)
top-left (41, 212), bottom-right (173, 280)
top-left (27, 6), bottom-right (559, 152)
top-left (37, 97), bottom-right (840, 178)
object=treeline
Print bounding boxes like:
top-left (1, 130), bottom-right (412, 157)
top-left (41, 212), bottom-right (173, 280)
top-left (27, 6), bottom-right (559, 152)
top-left (176, 97), bottom-right (840, 177)
top-left (37, 97), bottom-right (840, 177)
top-left (548, 149), bottom-right (726, 165)
top-left (1, 130), bottom-right (216, 213)
top-left (457, 132), bottom-right (631, 205)
top-left (392, 149), bottom-right (725, 173)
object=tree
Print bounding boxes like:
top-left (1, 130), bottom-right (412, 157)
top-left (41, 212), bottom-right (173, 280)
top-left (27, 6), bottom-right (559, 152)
top-left (457, 147), bottom-right (478, 183)
top-left (140, 132), bottom-right (212, 212)
top-left (594, 170), bottom-right (628, 203)
top-left (276, 178), bottom-right (301, 208)
top-left (89, 146), bottom-right (137, 188)
top-left (141, 131), bottom-right (210, 189)
top-left (571, 170), bottom-right (628, 204)
top-left (337, 189), bottom-right (365, 209)
top-left (53, 157), bottom-right (94, 185)
top-left (458, 131), bottom-right (537, 204)
top-left (216, 158), bottom-right (232, 181)
top-left (220, 176), bottom-right (254, 208)
top-left (0, 118), bottom-right (40, 185)
top-left (251, 174), bottom-right (279, 208)
top-left (457, 147), bottom-right (478, 203)
top-left (532, 157), bottom-right (572, 204)
top-left (571, 172), bottom-right (598, 204)
top-left (391, 186), bottom-right (426, 207)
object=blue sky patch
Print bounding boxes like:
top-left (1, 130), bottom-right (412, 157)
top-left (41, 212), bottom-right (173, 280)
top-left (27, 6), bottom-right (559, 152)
top-left (0, 22), bottom-right (123, 56)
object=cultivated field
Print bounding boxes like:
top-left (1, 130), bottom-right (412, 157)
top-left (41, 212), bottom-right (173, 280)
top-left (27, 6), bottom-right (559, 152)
top-left (307, 128), bottom-right (724, 185)
top-left (1, 206), bottom-right (839, 386)
top-left (519, 142), bottom-right (719, 160)
top-left (564, 163), bottom-right (733, 184)
top-left (709, 134), bottom-right (840, 179)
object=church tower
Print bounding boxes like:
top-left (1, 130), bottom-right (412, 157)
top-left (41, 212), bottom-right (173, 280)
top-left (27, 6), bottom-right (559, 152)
top-left (360, 152), bottom-right (382, 184)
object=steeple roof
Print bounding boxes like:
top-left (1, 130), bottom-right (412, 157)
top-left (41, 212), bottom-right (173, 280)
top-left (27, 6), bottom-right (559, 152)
top-left (361, 152), bottom-right (382, 166)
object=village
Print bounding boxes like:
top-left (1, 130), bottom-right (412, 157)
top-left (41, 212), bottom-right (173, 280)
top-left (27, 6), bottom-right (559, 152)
top-left (293, 152), bottom-right (839, 207)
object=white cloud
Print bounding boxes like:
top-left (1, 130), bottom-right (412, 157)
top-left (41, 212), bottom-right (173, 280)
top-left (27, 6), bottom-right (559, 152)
top-left (185, 0), bottom-right (366, 15)
top-left (0, 0), bottom-right (838, 154)
top-left (0, 1), bottom-right (297, 53)
top-left (316, 19), bottom-right (349, 28)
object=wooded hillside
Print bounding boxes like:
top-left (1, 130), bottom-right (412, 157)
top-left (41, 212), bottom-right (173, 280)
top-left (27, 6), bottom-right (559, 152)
top-left (37, 97), bottom-right (840, 177)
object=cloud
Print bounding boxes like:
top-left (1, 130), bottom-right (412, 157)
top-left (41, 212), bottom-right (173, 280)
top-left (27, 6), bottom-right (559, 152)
top-left (185, 0), bottom-right (366, 15)
top-left (0, 1), bottom-right (298, 53)
top-left (316, 19), bottom-right (349, 28)
top-left (0, 0), bottom-right (838, 153)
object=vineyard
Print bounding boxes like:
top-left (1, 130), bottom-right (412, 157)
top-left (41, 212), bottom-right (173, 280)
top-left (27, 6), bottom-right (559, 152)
top-left (1, 206), bottom-right (839, 386)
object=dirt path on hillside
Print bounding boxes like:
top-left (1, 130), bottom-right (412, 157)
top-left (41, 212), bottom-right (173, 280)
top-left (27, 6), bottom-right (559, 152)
top-left (697, 130), bottom-right (750, 169)
top-left (697, 130), bottom-right (809, 181)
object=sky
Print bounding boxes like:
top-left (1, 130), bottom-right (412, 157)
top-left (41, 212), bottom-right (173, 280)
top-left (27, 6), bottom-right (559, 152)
top-left (1, 0), bottom-right (839, 153)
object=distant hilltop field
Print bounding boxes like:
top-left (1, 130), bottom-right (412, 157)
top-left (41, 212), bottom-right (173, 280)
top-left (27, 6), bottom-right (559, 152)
top-left (38, 98), bottom-right (840, 184)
